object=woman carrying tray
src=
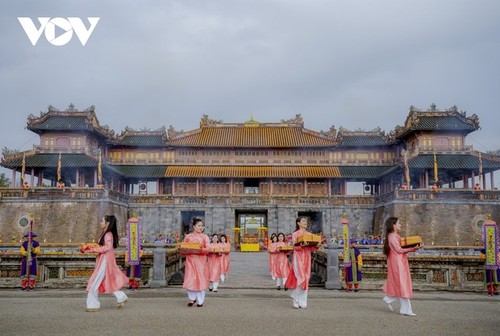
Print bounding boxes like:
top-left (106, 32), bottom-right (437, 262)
top-left (274, 232), bottom-right (292, 290)
top-left (382, 217), bottom-right (421, 316)
top-left (82, 215), bottom-right (129, 312)
top-left (182, 218), bottom-right (211, 307)
top-left (207, 233), bottom-right (222, 292)
top-left (219, 234), bottom-right (231, 283)
top-left (268, 233), bottom-right (278, 280)
top-left (286, 217), bottom-right (320, 309)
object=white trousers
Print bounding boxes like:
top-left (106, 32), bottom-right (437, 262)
top-left (290, 255), bottom-right (308, 308)
top-left (209, 281), bottom-right (219, 291)
top-left (86, 259), bottom-right (128, 309)
top-left (277, 277), bottom-right (287, 287)
top-left (383, 295), bottom-right (414, 315)
top-left (290, 287), bottom-right (308, 308)
top-left (187, 290), bottom-right (206, 305)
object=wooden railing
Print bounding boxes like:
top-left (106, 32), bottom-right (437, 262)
top-left (2, 187), bottom-right (498, 207)
top-left (374, 189), bottom-right (500, 205)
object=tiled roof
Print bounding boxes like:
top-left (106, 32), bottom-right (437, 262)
top-left (164, 166), bottom-right (342, 178)
top-left (1, 154), bottom-right (98, 168)
top-left (26, 106), bottom-right (113, 139)
top-left (409, 154), bottom-right (500, 170)
top-left (338, 166), bottom-right (394, 178)
top-left (167, 126), bottom-right (335, 148)
top-left (28, 116), bottom-right (91, 131)
top-left (397, 107), bottom-right (480, 139)
top-left (414, 116), bottom-right (477, 132)
top-left (113, 135), bottom-right (165, 147)
top-left (111, 165), bottom-right (167, 178)
top-left (337, 135), bottom-right (388, 147)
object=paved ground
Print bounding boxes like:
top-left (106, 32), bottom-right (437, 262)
top-left (1, 252), bottom-right (498, 336)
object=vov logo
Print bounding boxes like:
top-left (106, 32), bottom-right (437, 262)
top-left (18, 17), bottom-right (100, 46)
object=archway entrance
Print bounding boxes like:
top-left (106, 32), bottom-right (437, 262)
top-left (234, 210), bottom-right (267, 251)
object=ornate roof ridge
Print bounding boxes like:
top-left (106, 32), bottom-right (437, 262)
top-left (27, 104), bottom-right (95, 125)
top-left (115, 126), bottom-right (167, 139)
top-left (168, 113), bottom-right (332, 141)
top-left (406, 104), bottom-right (480, 128)
top-left (337, 127), bottom-right (385, 137)
top-left (27, 104), bottom-right (115, 138)
top-left (198, 113), bottom-right (305, 128)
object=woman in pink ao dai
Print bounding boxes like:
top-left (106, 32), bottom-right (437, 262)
top-left (382, 217), bottom-right (421, 316)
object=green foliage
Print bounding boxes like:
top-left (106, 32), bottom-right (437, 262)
top-left (0, 172), bottom-right (10, 187)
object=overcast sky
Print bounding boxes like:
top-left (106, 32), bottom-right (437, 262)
top-left (1, 0), bottom-right (499, 154)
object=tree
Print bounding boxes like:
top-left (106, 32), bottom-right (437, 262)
top-left (0, 172), bottom-right (10, 187)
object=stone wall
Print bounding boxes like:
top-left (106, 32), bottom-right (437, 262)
top-left (0, 197), bottom-right (128, 243)
top-left (1, 189), bottom-right (499, 245)
top-left (373, 200), bottom-right (500, 245)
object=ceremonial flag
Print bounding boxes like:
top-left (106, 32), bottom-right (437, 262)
top-left (483, 219), bottom-right (499, 270)
top-left (57, 153), bottom-right (62, 182)
top-left (21, 152), bottom-right (26, 182)
top-left (126, 214), bottom-right (141, 265)
top-left (403, 150), bottom-right (410, 185)
top-left (433, 152), bottom-right (438, 183)
top-left (478, 152), bottom-right (483, 187)
top-left (97, 149), bottom-right (103, 184)
top-left (342, 214), bottom-right (350, 267)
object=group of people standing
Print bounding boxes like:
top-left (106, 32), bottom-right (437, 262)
top-left (267, 217), bottom-right (322, 308)
top-left (182, 218), bottom-right (230, 306)
top-left (268, 232), bottom-right (291, 290)
top-left (21, 213), bottom-right (498, 315)
top-left (265, 216), bottom-right (421, 313)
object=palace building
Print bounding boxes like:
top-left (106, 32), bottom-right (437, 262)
top-left (1, 104), bottom-right (500, 246)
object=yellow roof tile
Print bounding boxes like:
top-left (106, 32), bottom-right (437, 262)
top-left (167, 126), bottom-right (335, 147)
top-left (164, 166), bottom-right (341, 178)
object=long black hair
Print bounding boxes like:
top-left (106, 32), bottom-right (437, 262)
top-left (295, 216), bottom-right (308, 231)
top-left (382, 217), bottom-right (398, 256)
top-left (99, 215), bottom-right (119, 249)
top-left (191, 217), bottom-right (204, 232)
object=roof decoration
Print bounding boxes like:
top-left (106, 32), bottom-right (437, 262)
top-left (166, 114), bottom-right (336, 148)
top-left (395, 104), bottom-right (480, 139)
top-left (112, 126), bottom-right (167, 146)
top-left (200, 114), bottom-right (223, 127)
top-left (336, 127), bottom-right (392, 147)
top-left (319, 125), bottom-right (337, 139)
top-left (27, 104), bottom-right (115, 138)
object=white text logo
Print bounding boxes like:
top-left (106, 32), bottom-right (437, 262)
top-left (18, 17), bottom-right (100, 46)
